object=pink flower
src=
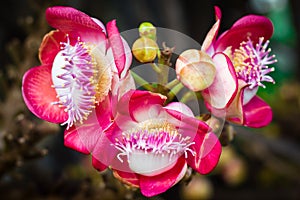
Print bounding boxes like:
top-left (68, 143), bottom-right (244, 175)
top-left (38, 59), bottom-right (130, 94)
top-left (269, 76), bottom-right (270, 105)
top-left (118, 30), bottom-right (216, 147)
top-left (22, 6), bottom-right (133, 129)
top-left (201, 6), bottom-right (276, 128)
top-left (86, 90), bottom-right (221, 197)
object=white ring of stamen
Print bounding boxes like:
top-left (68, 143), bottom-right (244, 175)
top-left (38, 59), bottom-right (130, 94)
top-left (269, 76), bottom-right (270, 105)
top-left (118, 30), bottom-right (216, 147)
top-left (113, 119), bottom-right (195, 176)
top-left (233, 37), bottom-right (277, 89)
top-left (51, 35), bottom-right (97, 129)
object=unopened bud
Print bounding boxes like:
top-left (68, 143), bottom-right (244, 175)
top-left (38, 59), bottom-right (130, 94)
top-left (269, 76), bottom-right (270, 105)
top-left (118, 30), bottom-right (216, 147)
top-left (176, 49), bottom-right (216, 91)
top-left (139, 22), bottom-right (156, 41)
top-left (132, 37), bottom-right (158, 63)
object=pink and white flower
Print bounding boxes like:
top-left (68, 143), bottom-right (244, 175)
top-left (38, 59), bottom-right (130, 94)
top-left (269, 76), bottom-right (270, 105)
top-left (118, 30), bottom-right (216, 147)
top-left (22, 6), bottom-right (133, 130)
top-left (87, 90), bottom-right (221, 197)
top-left (201, 6), bottom-right (276, 128)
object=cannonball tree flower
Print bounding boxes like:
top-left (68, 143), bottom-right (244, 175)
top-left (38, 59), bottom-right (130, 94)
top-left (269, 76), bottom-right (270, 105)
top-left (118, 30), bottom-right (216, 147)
top-left (22, 6), bottom-right (133, 130)
top-left (84, 90), bottom-right (221, 197)
top-left (200, 6), bottom-right (277, 128)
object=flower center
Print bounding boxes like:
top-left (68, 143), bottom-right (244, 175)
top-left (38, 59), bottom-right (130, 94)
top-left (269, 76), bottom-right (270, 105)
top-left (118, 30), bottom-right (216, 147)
top-left (52, 36), bottom-right (97, 129)
top-left (233, 37), bottom-right (277, 89)
top-left (113, 119), bottom-right (195, 176)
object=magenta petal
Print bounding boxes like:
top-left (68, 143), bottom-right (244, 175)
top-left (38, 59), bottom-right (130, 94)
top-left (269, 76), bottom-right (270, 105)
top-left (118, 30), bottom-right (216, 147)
top-left (120, 37), bottom-right (133, 78)
top-left (92, 156), bottom-right (108, 172)
top-left (22, 64), bottom-right (67, 123)
top-left (201, 6), bottom-right (222, 54)
top-left (117, 90), bottom-right (167, 121)
top-left (39, 30), bottom-right (66, 65)
top-left (165, 108), bottom-right (210, 137)
top-left (95, 96), bottom-right (113, 131)
top-left (64, 98), bottom-right (114, 155)
top-left (139, 157), bottom-right (187, 197)
top-left (64, 111), bottom-right (103, 154)
top-left (46, 6), bottom-right (106, 42)
top-left (91, 132), bottom-right (120, 171)
top-left (187, 132), bottom-right (221, 174)
top-left (243, 96), bottom-right (272, 128)
top-left (202, 53), bottom-right (238, 109)
top-left (164, 102), bottom-right (194, 117)
top-left (215, 15), bottom-right (273, 51)
top-left (64, 126), bottom-right (89, 154)
top-left (106, 20), bottom-right (126, 76)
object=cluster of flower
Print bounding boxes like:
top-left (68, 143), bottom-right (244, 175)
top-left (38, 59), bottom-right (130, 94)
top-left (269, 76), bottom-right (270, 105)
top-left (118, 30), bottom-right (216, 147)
top-left (21, 6), bottom-right (276, 197)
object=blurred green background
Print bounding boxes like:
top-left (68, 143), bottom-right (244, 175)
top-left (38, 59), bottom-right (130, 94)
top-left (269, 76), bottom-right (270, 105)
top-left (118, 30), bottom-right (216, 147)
top-left (0, 0), bottom-right (299, 199)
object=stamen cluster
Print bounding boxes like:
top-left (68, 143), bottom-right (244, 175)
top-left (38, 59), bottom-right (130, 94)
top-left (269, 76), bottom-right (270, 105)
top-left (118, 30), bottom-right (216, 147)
top-left (114, 120), bottom-right (195, 163)
top-left (52, 37), bottom-right (98, 129)
top-left (233, 37), bottom-right (277, 89)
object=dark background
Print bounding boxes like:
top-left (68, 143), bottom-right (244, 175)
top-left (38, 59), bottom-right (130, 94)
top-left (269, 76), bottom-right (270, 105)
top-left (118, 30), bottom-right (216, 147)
top-left (0, 0), bottom-right (299, 199)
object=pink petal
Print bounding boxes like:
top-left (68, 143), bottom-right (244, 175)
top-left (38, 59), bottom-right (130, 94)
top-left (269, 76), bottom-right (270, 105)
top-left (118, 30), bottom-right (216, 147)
top-left (64, 116), bottom-right (119, 170)
top-left (92, 156), bottom-right (108, 172)
top-left (64, 112), bottom-right (103, 154)
top-left (64, 125), bottom-right (89, 154)
top-left (164, 102), bottom-right (195, 117)
top-left (106, 20), bottom-right (126, 76)
top-left (95, 95), bottom-right (114, 130)
top-left (202, 53), bottom-right (238, 109)
top-left (90, 122), bottom-right (134, 172)
top-left (39, 30), bottom-right (66, 65)
top-left (215, 15), bottom-right (274, 51)
top-left (116, 72), bottom-right (136, 98)
top-left (187, 132), bottom-right (222, 174)
top-left (110, 70), bottom-right (135, 104)
top-left (139, 157), bottom-right (187, 197)
top-left (243, 95), bottom-right (272, 128)
top-left (91, 125), bottom-right (121, 171)
top-left (113, 170), bottom-right (140, 188)
top-left (201, 6), bottom-right (222, 54)
top-left (22, 64), bottom-right (67, 123)
top-left (46, 6), bottom-right (106, 42)
top-left (132, 104), bottom-right (165, 123)
top-left (225, 80), bottom-right (248, 125)
top-left (205, 80), bottom-right (247, 123)
top-left (117, 90), bottom-right (167, 122)
top-left (165, 108), bottom-right (210, 138)
top-left (64, 99), bottom-right (114, 155)
top-left (120, 37), bottom-right (133, 78)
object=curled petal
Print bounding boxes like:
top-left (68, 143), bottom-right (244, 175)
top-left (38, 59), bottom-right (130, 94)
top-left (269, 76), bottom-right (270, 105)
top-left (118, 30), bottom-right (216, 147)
top-left (243, 96), bottom-right (273, 128)
top-left (139, 157), bottom-right (187, 197)
top-left (64, 125), bottom-right (89, 154)
top-left (120, 37), bottom-right (133, 78)
top-left (22, 64), bottom-right (67, 123)
top-left (202, 6), bottom-right (222, 54)
top-left (106, 20), bottom-right (127, 76)
top-left (39, 30), bottom-right (66, 65)
top-left (64, 112), bottom-right (103, 154)
top-left (202, 53), bottom-right (238, 109)
top-left (187, 132), bottom-right (222, 174)
top-left (46, 6), bottom-right (106, 42)
top-left (215, 15), bottom-right (274, 51)
top-left (64, 97), bottom-right (113, 155)
top-left (117, 90), bottom-right (167, 122)
top-left (165, 108), bottom-right (210, 137)
top-left (110, 64), bottom-right (135, 100)
top-left (92, 156), bottom-right (108, 172)
top-left (164, 102), bottom-right (195, 117)
top-left (206, 80), bottom-right (247, 124)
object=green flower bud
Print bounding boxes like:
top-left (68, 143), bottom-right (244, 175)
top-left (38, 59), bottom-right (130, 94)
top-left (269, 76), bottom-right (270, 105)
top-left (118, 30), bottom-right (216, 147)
top-left (139, 22), bottom-right (157, 41)
top-left (132, 37), bottom-right (158, 63)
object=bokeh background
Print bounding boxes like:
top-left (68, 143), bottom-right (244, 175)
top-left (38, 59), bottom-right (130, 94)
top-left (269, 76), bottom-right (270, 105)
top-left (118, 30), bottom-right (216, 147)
top-left (0, 0), bottom-right (299, 199)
